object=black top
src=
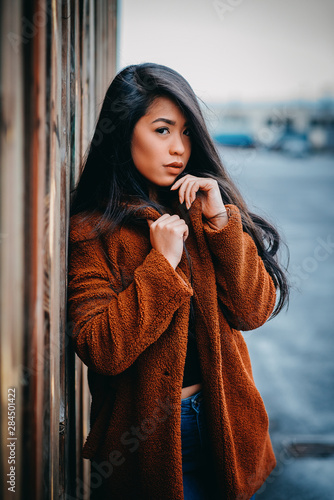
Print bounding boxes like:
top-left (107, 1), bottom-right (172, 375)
top-left (182, 298), bottom-right (202, 388)
top-left (182, 333), bottom-right (202, 388)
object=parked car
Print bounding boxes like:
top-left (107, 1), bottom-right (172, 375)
top-left (214, 132), bottom-right (255, 148)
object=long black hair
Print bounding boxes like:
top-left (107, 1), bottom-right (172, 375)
top-left (70, 62), bottom-right (289, 316)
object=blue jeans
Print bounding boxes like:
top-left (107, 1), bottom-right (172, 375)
top-left (181, 390), bottom-right (256, 500)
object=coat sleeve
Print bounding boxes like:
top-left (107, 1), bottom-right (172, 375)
top-left (67, 235), bottom-right (193, 376)
top-left (203, 204), bottom-right (276, 331)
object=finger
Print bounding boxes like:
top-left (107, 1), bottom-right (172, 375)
top-left (169, 221), bottom-right (189, 240)
top-left (184, 180), bottom-right (199, 209)
top-left (157, 213), bottom-right (174, 221)
top-left (170, 174), bottom-right (194, 191)
top-left (190, 181), bottom-right (201, 204)
top-left (153, 213), bottom-right (175, 225)
top-left (148, 214), bottom-right (170, 231)
top-left (165, 219), bottom-right (188, 231)
top-left (177, 178), bottom-right (193, 205)
top-left (158, 214), bottom-right (180, 224)
top-left (154, 214), bottom-right (180, 230)
top-left (176, 222), bottom-right (189, 241)
top-left (171, 175), bottom-right (197, 198)
top-left (182, 179), bottom-right (198, 209)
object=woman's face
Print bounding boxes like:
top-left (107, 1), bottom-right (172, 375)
top-left (131, 96), bottom-right (191, 187)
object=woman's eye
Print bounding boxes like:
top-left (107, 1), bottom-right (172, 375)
top-left (183, 128), bottom-right (191, 137)
top-left (156, 127), bottom-right (169, 135)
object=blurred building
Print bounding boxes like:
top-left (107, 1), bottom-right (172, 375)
top-left (204, 98), bottom-right (334, 156)
top-left (0, 1), bottom-right (117, 499)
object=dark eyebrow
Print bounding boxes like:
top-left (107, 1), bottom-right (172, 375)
top-left (151, 118), bottom-right (189, 126)
top-left (151, 118), bottom-right (175, 125)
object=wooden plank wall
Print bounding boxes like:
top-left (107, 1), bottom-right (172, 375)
top-left (0, 1), bottom-right (118, 498)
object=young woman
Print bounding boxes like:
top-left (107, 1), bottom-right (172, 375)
top-left (68, 63), bottom-right (289, 500)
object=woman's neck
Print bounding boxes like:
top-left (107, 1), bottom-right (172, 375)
top-left (147, 184), bottom-right (180, 216)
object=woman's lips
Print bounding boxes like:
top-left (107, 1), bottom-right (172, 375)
top-left (164, 162), bottom-right (184, 174)
top-left (164, 163), bottom-right (184, 175)
top-left (164, 162), bottom-right (184, 168)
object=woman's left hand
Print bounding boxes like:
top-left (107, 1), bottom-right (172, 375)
top-left (171, 174), bottom-right (228, 229)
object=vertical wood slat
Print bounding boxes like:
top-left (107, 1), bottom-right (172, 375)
top-left (80, 2), bottom-right (96, 497)
top-left (60, 0), bottom-right (71, 497)
top-left (0, 3), bottom-right (24, 500)
top-left (23, 0), bottom-right (48, 498)
top-left (107, 0), bottom-right (117, 85)
top-left (72, 0), bottom-right (83, 182)
top-left (49, 0), bottom-right (62, 497)
top-left (82, 0), bottom-right (96, 151)
top-left (95, 0), bottom-right (118, 109)
top-left (95, 1), bottom-right (107, 108)
top-left (70, 0), bottom-right (86, 494)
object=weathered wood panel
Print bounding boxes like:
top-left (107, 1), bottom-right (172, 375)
top-left (0, 1), bottom-right (118, 498)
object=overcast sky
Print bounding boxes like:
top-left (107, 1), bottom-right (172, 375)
top-left (118, 0), bottom-right (334, 103)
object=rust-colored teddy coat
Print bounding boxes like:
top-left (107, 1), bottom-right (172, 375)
top-left (67, 198), bottom-right (277, 500)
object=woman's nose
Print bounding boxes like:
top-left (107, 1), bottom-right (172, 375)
top-left (169, 133), bottom-right (185, 155)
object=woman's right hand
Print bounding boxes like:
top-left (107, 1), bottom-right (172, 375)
top-left (147, 214), bottom-right (189, 269)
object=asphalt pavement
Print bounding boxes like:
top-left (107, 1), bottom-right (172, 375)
top-left (218, 146), bottom-right (334, 500)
